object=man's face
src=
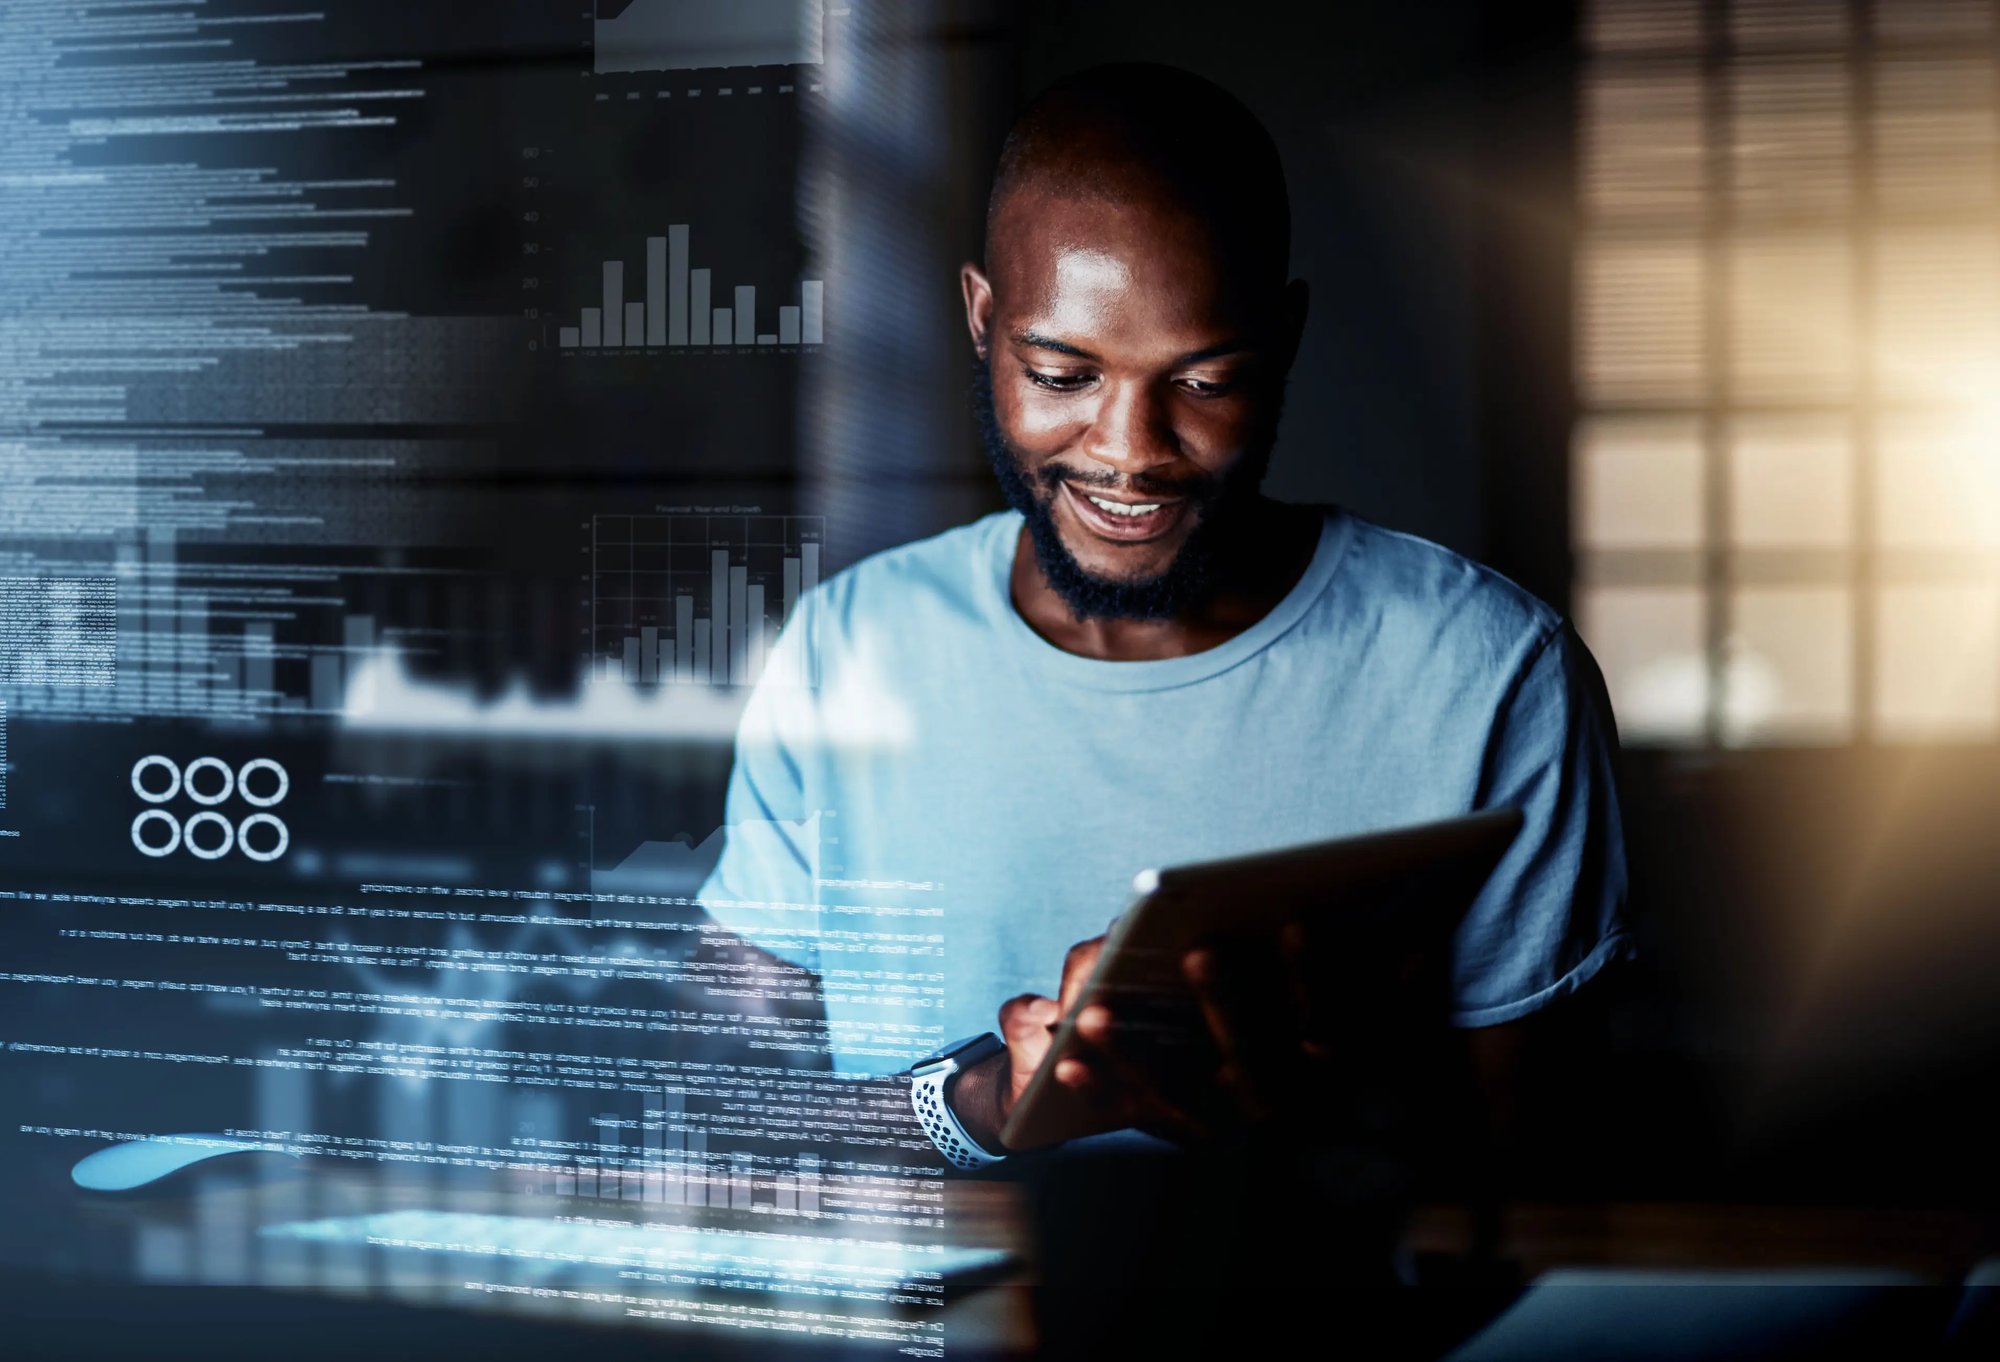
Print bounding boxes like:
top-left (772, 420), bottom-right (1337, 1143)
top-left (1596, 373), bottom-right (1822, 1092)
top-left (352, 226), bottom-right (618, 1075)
top-left (965, 188), bottom-right (1291, 620)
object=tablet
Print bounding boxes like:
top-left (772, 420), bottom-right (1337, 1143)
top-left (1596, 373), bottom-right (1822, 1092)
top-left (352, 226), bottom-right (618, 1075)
top-left (998, 807), bottom-right (1524, 1152)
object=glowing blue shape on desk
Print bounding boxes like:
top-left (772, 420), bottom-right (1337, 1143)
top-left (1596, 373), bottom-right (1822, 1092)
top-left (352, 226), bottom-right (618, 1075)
top-left (261, 1210), bottom-right (1010, 1288)
top-left (71, 1133), bottom-right (296, 1192)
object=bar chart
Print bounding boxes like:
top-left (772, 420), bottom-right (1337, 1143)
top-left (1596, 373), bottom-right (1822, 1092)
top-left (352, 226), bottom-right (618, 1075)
top-left (1, 525), bottom-right (404, 725)
top-left (594, 0), bottom-right (824, 75)
top-left (558, 1108), bottom-right (826, 1215)
top-left (557, 223), bottom-right (824, 352)
top-left (592, 513), bottom-right (821, 688)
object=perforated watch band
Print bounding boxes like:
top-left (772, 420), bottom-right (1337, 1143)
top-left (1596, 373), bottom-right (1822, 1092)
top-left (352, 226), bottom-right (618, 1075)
top-left (909, 1033), bottom-right (1007, 1170)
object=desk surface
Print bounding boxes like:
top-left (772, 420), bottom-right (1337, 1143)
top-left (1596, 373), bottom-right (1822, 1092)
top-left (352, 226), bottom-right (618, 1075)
top-left (17, 1163), bottom-right (1994, 1361)
top-left (40, 1164), bottom-right (1038, 1358)
top-left (1407, 1200), bottom-right (1992, 1281)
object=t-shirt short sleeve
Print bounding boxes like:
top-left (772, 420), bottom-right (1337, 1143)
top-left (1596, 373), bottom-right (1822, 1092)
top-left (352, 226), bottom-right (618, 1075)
top-left (695, 601), bottom-right (824, 976)
top-left (1449, 622), bottom-right (1631, 1027)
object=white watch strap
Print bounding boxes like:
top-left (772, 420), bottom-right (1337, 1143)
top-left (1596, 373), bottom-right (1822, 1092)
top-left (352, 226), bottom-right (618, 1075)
top-left (911, 1063), bottom-right (1005, 1170)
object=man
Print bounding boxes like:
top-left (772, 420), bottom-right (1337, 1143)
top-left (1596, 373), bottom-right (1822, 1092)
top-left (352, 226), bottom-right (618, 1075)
top-left (697, 63), bottom-right (1627, 1169)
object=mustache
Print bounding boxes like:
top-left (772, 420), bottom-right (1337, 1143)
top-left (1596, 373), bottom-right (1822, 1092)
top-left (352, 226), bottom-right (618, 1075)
top-left (1034, 461), bottom-right (1223, 504)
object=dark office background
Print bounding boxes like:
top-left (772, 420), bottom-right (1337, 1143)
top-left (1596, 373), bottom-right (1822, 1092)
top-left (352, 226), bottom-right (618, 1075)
top-left (10, 5), bottom-right (2000, 1348)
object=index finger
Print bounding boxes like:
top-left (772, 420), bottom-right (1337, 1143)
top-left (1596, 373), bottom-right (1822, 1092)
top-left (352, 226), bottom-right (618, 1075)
top-left (1185, 947), bottom-right (1276, 1127)
top-left (1060, 1007), bottom-right (1212, 1146)
top-left (1056, 937), bottom-right (1106, 1016)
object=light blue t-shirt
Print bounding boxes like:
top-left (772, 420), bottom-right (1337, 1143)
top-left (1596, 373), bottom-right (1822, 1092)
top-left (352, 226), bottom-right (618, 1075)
top-left (697, 508), bottom-right (1629, 1077)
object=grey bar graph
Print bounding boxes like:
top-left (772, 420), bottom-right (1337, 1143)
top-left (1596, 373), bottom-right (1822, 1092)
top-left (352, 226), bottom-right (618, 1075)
top-left (594, 0), bottom-right (823, 75)
top-left (667, 225), bottom-right (688, 345)
top-left (746, 584), bottom-right (765, 681)
top-left (343, 614), bottom-right (375, 713)
top-left (646, 235), bottom-right (667, 346)
top-left (111, 540), bottom-right (138, 718)
top-left (344, 615), bottom-right (375, 657)
top-left (691, 268), bottom-right (711, 344)
top-left (802, 280), bottom-right (824, 343)
top-left (183, 592), bottom-right (208, 710)
top-left (569, 230), bottom-right (821, 355)
top-left (309, 653), bottom-right (341, 713)
top-left (801, 542), bottom-right (821, 688)
top-left (602, 261), bottom-right (624, 347)
top-left (642, 1103), bottom-right (663, 1205)
top-left (799, 1152), bottom-right (820, 1217)
top-left (709, 550), bottom-right (730, 684)
top-left (243, 621), bottom-right (274, 711)
top-left (147, 526), bottom-right (174, 712)
top-left (592, 516), bottom-right (825, 690)
top-left (729, 567), bottom-right (749, 680)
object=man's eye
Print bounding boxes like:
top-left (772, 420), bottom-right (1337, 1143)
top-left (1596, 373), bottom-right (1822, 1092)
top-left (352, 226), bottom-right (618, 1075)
top-left (1177, 377), bottom-right (1238, 398)
top-left (1024, 368), bottom-right (1092, 392)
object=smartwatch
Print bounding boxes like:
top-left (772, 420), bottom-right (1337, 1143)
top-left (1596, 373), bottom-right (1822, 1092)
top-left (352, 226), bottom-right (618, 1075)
top-left (909, 1032), bottom-right (1008, 1170)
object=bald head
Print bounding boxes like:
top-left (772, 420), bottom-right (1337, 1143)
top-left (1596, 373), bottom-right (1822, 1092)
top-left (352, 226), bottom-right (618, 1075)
top-left (985, 63), bottom-right (1291, 295)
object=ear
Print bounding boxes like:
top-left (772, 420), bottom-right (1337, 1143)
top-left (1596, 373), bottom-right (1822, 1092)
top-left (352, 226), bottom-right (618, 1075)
top-left (961, 262), bottom-right (995, 360)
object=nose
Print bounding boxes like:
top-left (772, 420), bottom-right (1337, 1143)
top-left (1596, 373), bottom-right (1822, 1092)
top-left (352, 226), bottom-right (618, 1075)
top-left (1078, 378), bottom-right (1179, 480)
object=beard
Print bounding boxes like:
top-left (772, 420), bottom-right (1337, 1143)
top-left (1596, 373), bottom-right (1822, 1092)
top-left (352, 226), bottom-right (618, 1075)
top-left (969, 357), bottom-right (1280, 622)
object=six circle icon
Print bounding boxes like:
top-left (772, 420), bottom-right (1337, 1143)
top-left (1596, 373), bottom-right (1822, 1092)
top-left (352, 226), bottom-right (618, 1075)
top-left (184, 810), bottom-right (235, 860)
top-left (130, 809), bottom-right (181, 858)
top-left (184, 757), bottom-right (234, 806)
top-left (237, 812), bottom-right (289, 863)
top-left (131, 755), bottom-right (181, 805)
top-left (238, 758), bottom-right (288, 808)
top-left (128, 756), bottom-right (289, 862)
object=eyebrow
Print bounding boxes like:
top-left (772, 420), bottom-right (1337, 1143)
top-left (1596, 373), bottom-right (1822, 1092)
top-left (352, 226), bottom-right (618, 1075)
top-left (1010, 330), bottom-right (1254, 366)
top-left (1011, 330), bottom-right (1096, 360)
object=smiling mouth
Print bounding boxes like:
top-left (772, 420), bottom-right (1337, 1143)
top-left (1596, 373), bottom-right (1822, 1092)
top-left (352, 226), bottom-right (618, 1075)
top-left (1058, 481), bottom-right (1190, 543)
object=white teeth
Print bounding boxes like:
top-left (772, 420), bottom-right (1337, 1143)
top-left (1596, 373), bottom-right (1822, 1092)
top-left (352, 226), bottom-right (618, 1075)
top-left (1087, 495), bottom-right (1163, 517)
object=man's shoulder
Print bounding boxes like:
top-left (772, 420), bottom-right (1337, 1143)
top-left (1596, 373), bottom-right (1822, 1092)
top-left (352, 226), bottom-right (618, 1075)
top-left (1326, 509), bottom-right (1565, 664)
top-left (811, 510), bottom-right (1013, 631)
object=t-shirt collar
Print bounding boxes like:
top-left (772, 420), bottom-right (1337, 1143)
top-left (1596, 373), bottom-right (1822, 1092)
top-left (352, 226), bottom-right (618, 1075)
top-left (983, 507), bottom-right (1353, 692)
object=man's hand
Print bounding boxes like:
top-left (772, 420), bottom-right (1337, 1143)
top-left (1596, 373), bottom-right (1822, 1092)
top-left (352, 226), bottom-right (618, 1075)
top-left (948, 925), bottom-right (1331, 1149)
top-left (954, 922), bottom-right (1367, 1151)
top-left (944, 933), bottom-right (1114, 1152)
top-left (1077, 922), bottom-right (1345, 1145)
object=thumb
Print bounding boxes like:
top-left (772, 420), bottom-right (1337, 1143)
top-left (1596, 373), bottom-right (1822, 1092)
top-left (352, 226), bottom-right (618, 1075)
top-left (999, 993), bottom-right (1061, 1047)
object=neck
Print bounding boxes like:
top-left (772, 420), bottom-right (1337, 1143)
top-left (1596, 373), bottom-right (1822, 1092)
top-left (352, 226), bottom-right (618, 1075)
top-left (1009, 497), bottom-right (1320, 662)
